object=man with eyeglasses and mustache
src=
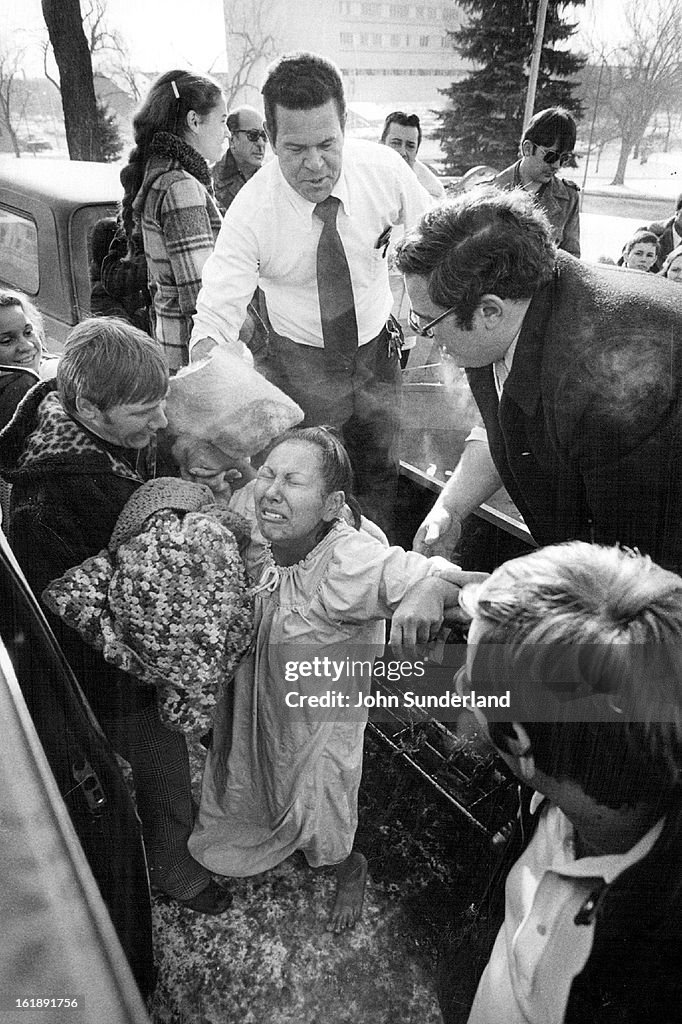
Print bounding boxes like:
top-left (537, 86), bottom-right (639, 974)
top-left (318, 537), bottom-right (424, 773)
top-left (491, 107), bottom-right (580, 257)
top-left (213, 106), bottom-right (268, 213)
top-left (396, 187), bottom-right (682, 574)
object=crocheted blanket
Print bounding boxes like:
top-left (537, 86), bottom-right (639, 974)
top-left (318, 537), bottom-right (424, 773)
top-left (43, 478), bottom-right (254, 736)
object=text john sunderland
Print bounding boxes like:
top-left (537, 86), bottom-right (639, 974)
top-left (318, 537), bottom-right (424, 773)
top-left (284, 690), bottom-right (511, 710)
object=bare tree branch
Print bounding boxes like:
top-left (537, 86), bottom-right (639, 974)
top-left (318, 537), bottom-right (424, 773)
top-left (223, 0), bottom-right (278, 108)
top-left (0, 42), bottom-right (27, 157)
top-left (588, 0), bottom-right (682, 184)
top-left (41, 39), bottom-right (61, 94)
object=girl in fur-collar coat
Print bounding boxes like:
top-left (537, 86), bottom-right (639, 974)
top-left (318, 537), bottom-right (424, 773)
top-left (120, 70), bottom-right (228, 371)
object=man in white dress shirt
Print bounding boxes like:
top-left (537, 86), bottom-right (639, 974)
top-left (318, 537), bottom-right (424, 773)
top-left (191, 52), bottom-right (431, 536)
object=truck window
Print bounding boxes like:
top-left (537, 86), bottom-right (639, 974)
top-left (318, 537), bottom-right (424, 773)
top-left (0, 210), bottom-right (39, 295)
top-left (70, 204), bottom-right (118, 321)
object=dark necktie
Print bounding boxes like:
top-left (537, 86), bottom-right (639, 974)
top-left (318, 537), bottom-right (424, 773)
top-left (314, 195), bottom-right (358, 363)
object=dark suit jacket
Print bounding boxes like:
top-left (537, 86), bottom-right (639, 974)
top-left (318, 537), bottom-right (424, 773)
top-left (466, 252), bottom-right (682, 571)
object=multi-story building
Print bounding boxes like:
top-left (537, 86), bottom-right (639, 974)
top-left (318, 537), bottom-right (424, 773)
top-left (223, 0), bottom-right (468, 108)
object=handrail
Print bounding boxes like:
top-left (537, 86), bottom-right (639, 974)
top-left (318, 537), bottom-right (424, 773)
top-left (399, 459), bottom-right (534, 545)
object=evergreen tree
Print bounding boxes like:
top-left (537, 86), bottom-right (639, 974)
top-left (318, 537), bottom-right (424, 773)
top-left (94, 101), bottom-right (123, 163)
top-left (437, 1), bottom-right (586, 174)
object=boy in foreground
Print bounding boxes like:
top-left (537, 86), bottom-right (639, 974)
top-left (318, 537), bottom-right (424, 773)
top-left (456, 541), bottom-right (682, 1024)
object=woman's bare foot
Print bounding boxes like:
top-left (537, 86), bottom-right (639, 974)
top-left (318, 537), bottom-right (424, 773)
top-left (328, 851), bottom-right (367, 933)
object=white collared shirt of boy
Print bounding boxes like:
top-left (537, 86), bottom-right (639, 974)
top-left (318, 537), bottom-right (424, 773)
top-left (190, 138), bottom-right (432, 355)
top-left (467, 793), bottom-right (664, 1024)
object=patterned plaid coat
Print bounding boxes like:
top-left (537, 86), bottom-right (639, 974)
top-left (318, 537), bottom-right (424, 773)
top-left (134, 132), bottom-right (222, 370)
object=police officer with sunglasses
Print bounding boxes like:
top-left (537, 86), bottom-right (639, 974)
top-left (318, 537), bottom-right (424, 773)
top-left (491, 107), bottom-right (580, 257)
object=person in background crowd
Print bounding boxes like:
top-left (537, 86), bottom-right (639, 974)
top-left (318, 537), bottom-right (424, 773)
top-left (88, 216), bottom-right (151, 328)
top-left (190, 52), bottom-right (432, 539)
top-left (659, 243), bottom-right (682, 283)
top-left (492, 107), bottom-right (580, 257)
top-left (97, 217), bottom-right (153, 336)
top-left (0, 318), bottom-right (232, 916)
top-left (380, 110), bottom-right (442, 367)
top-left (0, 289), bottom-right (57, 431)
top-left (119, 69), bottom-right (228, 370)
top-left (646, 192), bottom-right (682, 272)
top-left (455, 541), bottom-right (682, 1024)
top-left (380, 111), bottom-right (445, 201)
top-left (212, 106), bottom-right (269, 358)
top-left (0, 289), bottom-right (59, 522)
top-left (213, 105), bottom-right (268, 213)
top-left (619, 229), bottom-right (659, 273)
top-left (396, 187), bottom-right (682, 573)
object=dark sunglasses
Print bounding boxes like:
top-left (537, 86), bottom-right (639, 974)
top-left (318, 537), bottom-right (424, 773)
top-left (234, 129), bottom-right (267, 143)
top-left (533, 143), bottom-right (574, 167)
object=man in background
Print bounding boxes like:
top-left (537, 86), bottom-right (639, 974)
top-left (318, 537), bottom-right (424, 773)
top-left (492, 107), bottom-right (580, 257)
top-left (213, 105), bottom-right (268, 213)
top-left (380, 110), bottom-right (445, 201)
top-left (397, 187), bottom-right (682, 572)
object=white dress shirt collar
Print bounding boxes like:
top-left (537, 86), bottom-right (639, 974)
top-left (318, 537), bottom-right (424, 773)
top-left (275, 160), bottom-right (351, 222)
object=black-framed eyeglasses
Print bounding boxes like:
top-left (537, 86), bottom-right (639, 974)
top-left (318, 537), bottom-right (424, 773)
top-left (233, 129), bottom-right (267, 143)
top-left (407, 304), bottom-right (458, 338)
top-left (532, 143), bottom-right (574, 167)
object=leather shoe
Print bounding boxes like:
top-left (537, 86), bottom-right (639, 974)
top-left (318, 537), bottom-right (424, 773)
top-left (162, 880), bottom-right (232, 915)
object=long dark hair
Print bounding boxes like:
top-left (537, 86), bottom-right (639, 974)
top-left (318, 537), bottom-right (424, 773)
top-left (120, 69), bottom-right (222, 243)
top-left (273, 426), bottom-right (362, 529)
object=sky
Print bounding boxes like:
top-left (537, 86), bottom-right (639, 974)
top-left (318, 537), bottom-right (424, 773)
top-left (1, 0), bottom-right (229, 76)
top-left (1, 0), bottom-right (629, 80)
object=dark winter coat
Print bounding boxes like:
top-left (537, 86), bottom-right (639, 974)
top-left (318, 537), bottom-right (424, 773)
top-left (212, 148), bottom-right (248, 213)
top-left (98, 225), bottom-right (153, 335)
top-left (0, 366), bottom-right (39, 431)
top-left (466, 251), bottom-right (682, 572)
top-left (493, 161), bottom-right (581, 257)
top-left (0, 380), bottom-right (164, 716)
